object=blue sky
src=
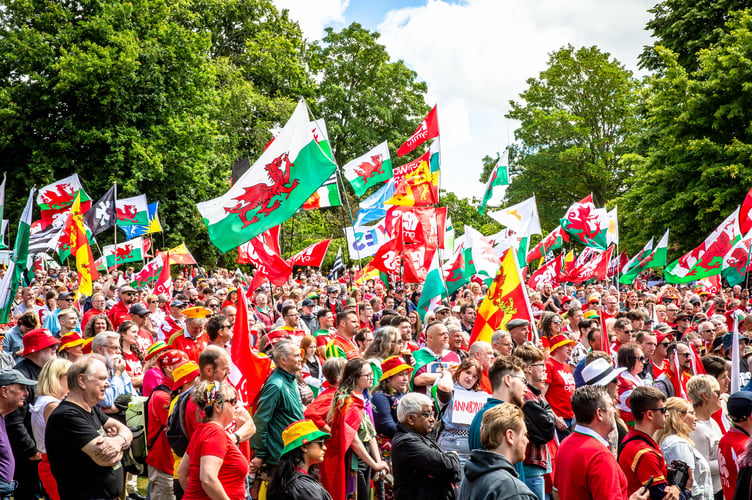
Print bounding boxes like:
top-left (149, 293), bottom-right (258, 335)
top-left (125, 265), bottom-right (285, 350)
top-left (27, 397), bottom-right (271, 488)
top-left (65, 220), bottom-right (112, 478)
top-left (275, 0), bottom-right (656, 203)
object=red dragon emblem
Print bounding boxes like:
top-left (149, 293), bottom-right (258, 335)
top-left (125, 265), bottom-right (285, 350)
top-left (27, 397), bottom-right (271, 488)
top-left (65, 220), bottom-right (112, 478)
top-left (116, 244), bottom-right (134, 261)
top-left (41, 183), bottom-right (74, 209)
top-left (725, 246), bottom-right (750, 273)
top-left (225, 152), bottom-right (299, 227)
top-left (353, 155), bottom-right (384, 183)
top-left (117, 204), bottom-right (139, 223)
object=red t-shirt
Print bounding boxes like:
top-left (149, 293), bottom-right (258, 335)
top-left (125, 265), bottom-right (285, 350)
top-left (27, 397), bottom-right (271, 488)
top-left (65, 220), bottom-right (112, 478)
top-left (123, 351), bottom-right (143, 378)
top-left (719, 426), bottom-right (749, 500)
top-left (618, 429), bottom-right (668, 494)
top-left (170, 332), bottom-right (209, 364)
top-left (183, 423), bottom-right (249, 500)
top-left (554, 431), bottom-right (629, 500)
top-left (146, 387), bottom-right (173, 474)
top-left (545, 357), bottom-right (575, 419)
top-left (108, 301), bottom-right (131, 329)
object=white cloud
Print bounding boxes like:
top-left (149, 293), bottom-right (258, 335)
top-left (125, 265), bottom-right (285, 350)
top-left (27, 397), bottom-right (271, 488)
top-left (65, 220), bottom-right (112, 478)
top-left (272, 0), bottom-right (349, 40)
top-left (378, 0), bottom-right (655, 203)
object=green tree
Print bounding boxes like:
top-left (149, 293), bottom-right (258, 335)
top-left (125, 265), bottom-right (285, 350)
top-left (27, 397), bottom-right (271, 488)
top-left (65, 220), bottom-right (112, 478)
top-left (638, 0), bottom-right (748, 72)
top-left (0, 0), bottom-right (309, 266)
top-left (619, 11), bottom-right (752, 256)
top-left (503, 45), bottom-right (639, 231)
top-left (306, 23), bottom-right (429, 164)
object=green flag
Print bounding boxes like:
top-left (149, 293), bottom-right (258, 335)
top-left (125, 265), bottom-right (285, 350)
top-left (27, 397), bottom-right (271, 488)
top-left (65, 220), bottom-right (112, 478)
top-left (343, 141), bottom-right (393, 197)
top-left (0, 188), bottom-right (35, 323)
top-left (478, 164), bottom-right (509, 215)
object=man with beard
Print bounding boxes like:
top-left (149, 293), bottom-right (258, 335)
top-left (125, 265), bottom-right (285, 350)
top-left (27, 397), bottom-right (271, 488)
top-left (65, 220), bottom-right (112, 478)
top-left (468, 356), bottom-right (528, 451)
top-left (108, 285), bottom-right (138, 329)
top-left (325, 311), bottom-right (360, 360)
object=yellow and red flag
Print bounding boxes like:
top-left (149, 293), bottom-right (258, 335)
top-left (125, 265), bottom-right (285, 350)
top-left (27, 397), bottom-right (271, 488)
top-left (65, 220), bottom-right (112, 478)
top-left (470, 248), bottom-right (533, 345)
top-left (66, 192), bottom-right (99, 296)
top-left (158, 243), bottom-right (197, 266)
top-left (385, 160), bottom-right (438, 206)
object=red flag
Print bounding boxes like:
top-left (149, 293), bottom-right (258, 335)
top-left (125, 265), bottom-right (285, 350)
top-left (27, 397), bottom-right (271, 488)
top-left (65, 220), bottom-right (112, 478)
top-left (527, 253), bottom-right (563, 290)
top-left (560, 246), bottom-right (614, 283)
top-left (526, 226), bottom-right (569, 263)
top-left (229, 283), bottom-right (272, 406)
top-left (608, 250), bottom-right (629, 278)
top-left (285, 239), bottom-right (331, 268)
top-left (370, 239), bottom-right (402, 276)
top-left (237, 226), bottom-right (291, 286)
top-left (741, 186), bottom-right (752, 233)
top-left (153, 252), bottom-right (173, 296)
top-left (397, 105), bottom-right (440, 157)
top-left (384, 206), bottom-right (447, 249)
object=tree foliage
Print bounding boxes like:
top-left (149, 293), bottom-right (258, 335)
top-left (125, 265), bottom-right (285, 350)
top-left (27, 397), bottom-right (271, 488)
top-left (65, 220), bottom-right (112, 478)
top-left (503, 45), bottom-right (639, 231)
top-left (619, 11), bottom-right (752, 256)
top-left (638, 0), bottom-right (749, 72)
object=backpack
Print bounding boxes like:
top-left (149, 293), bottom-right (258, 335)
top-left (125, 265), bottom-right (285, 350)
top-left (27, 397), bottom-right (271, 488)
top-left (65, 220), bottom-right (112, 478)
top-left (126, 384), bottom-right (171, 465)
top-left (165, 387), bottom-right (194, 457)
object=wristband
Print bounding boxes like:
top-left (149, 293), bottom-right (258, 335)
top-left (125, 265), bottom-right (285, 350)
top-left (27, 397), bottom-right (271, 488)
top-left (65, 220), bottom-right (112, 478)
top-left (234, 432), bottom-right (241, 445)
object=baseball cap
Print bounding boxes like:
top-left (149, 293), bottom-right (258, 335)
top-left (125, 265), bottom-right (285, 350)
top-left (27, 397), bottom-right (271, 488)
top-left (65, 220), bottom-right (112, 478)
top-left (129, 303), bottom-right (149, 316)
top-left (0, 370), bottom-right (37, 387)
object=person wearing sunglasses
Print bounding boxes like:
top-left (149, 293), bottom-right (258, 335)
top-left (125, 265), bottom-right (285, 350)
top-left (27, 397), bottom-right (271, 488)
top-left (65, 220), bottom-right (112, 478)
top-left (687, 375), bottom-right (723, 498)
top-left (267, 420), bottom-right (331, 500)
top-left (616, 343), bottom-right (646, 426)
top-left (178, 381), bottom-right (248, 500)
top-left (619, 386), bottom-right (692, 500)
top-left (654, 342), bottom-right (693, 400)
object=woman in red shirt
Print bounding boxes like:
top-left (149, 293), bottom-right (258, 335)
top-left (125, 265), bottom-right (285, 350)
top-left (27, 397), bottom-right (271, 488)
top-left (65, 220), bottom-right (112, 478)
top-left (178, 381), bottom-right (249, 500)
top-left (118, 321), bottom-right (145, 389)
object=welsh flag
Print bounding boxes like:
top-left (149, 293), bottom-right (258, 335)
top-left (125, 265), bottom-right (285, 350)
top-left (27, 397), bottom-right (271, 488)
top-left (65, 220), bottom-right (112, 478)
top-left (428, 138), bottom-right (441, 172)
top-left (560, 194), bottom-right (609, 250)
top-left (560, 246), bottom-right (613, 284)
top-left (470, 248), bottom-right (533, 345)
top-left (640, 229), bottom-right (669, 269)
top-left (120, 202), bottom-right (161, 239)
top-left (285, 239), bottom-right (331, 268)
top-left (464, 226), bottom-right (501, 281)
top-left (479, 164), bottom-right (510, 215)
top-left (103, 238), bottom-right (144, 269)
top-left (37, 174), bottom-right (91, 228)
top-left (665, 208), bottom-right (741, 283)
top-left (722, 231), bottom-right (752, 286)
top-left (343, 141), bottom-right (393, 197)
top-left (443, 241), bottom-right (469, 295)
top-left (619, 237), bottom-right (654, 285)
top-left (116, 194), bottom-right (149, 226)
top-left (0, 188), bottom-right (35, 323)
top-left (131, 255), bottom-right (164, 288)
top-left (197, 101), bottom-right (338, 252)
top-left (416, 252), bottom-right (447, 320)
top-left (526, 225), bottom-right (568, 264)
top-left (607, 250), bottom-right (629, 278)
top-left (397, 105), bottom-right (439, 157)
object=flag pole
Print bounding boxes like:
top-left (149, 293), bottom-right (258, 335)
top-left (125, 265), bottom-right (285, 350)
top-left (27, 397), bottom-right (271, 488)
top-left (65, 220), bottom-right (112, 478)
top-left (113, 182), bottom-right (118, 250)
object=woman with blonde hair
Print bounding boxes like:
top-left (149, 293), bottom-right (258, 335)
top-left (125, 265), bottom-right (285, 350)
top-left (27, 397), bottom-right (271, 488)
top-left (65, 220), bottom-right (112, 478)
top-left (31, 358), bottom-right (72, 500)
top-left (654, 397), bottom-right (713, 500)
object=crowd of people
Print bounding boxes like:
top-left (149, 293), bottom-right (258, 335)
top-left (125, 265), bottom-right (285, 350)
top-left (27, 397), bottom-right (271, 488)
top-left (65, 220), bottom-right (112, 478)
top-left (3, 264), bottom-right (752, 500)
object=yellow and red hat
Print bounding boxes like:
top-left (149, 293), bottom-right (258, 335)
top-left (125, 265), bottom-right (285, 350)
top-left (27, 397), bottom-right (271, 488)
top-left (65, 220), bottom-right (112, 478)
top-left (182, 307), bottom-right (212, 319)
top-left (82, 337), bottom-right (94, 354)
top-left (549, 334), bottom-right (576, 353)
top-left (59, 332), bottom-right (86, 351)
top-left (280, 420), bottom-right (330, 456)
top-left (379, 355), bottom-right (413, 381)
top-left (145, 341), bottom-right (170, 361)
top-left (171, 361), bottom-right (199, 391)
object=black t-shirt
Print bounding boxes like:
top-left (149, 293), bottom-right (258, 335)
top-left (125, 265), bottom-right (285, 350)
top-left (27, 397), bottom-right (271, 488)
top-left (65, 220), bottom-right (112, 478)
top-left (46, 401), bottom-right (124, 500)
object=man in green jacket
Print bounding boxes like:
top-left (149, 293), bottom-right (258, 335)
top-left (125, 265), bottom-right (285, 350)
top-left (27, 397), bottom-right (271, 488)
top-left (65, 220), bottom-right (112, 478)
top-left (250, 339), bottom-right (304, 475)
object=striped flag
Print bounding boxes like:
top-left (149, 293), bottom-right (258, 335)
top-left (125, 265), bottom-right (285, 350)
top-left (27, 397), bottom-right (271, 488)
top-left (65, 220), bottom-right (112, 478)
top-left (0, 188), bottom-right (36, 323)
top-left (331, 247), bottom-right (345, 279)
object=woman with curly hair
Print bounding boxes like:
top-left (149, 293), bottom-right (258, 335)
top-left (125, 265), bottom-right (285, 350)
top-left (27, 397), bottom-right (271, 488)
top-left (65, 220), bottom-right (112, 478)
top-left (83, 314), bottom-right (113, 339)
top-left (434, 357), bottom-right (484, 471)
top-left (178, 381), bottom-right (248, 500)
top-left (363, 327), bottom-right (402, 385)
top-left (320, 358), bottom-right (388, 500)
top-left (539, 311), bottom-right (563, 343)
top-left (654, 397), bottom-right (713, 500)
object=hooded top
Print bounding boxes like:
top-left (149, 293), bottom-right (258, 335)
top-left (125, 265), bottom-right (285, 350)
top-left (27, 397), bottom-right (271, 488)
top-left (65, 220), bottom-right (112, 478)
top-left (458, 450), bottom-right (538, 500)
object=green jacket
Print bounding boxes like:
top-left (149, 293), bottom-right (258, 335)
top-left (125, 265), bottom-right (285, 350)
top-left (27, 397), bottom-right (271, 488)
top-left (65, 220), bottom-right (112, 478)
top-left (250, 368), bottom-right (304, 465)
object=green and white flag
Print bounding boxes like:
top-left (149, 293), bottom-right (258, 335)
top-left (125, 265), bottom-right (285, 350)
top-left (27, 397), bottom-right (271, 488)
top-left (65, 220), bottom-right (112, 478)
top-left (478, 164), bottom-right (509, 215)
top-left (417, 251), bottom-right (447, 321)
top-left (116, 194), bottom-right (149, 226)
top-left (640, 229), bottom-right (669, 269)
top-left (722, 231), bottom-right (752, 286)
top-left (619, 237), bottom-right (654, 284)
top-left (0, 188), bottom-right (36, 323)
top-left (343, 141), bottom-right (393, 197)
top-left (0, 173), bottom-right (6, 250)
top-left (197, 101), bottom-right (338, 253)
top-left (103, 237), bottom-right (144, 269)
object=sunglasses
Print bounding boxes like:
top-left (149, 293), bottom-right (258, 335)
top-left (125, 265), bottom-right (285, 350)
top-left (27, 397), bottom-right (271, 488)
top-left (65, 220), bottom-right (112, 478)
top-left (636, 356), bottom-right (646, 362)
top-left (648, 406), bottom-right (668, 414)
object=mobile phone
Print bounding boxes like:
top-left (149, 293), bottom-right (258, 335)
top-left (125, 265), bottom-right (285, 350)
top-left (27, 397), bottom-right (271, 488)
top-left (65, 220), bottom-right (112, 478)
top-left (641, 476), bottom-right (654, 493)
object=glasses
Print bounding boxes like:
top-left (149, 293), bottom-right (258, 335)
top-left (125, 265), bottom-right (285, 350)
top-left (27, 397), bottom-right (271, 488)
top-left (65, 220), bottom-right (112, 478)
top-left (123, 292), bottom-right (137, 296)
top-left (552, 320), bottom-right (562, 324)
top-left (530, 363), bottom-right (545, 368)
top-left (223, 324), bottom-right (231, 329)
top-left (508, 374), bottom-right (527, 383)
top-left (414, 411), bottom-right (434, 419)
top-left (636, 356), bottom-right (646, 362)
top-left (209, 304), bottom-right (220, 309)
top-left (286, 313), bottom-right (299, 317)
top-left (225, 398), bottom-right (237, 405)
top-left (698, 330), bottom-right (713, 334)
top-left (360, 373), bottom-right (374, 379)
top-left (148, 300), bottom-right (157, 304)
top-left (647, 406), bottom-right (668, 414)
top-left (679, 352), bottom-right (692, 358)
top-left (658, 342), bottom-right (669, 347)
top-left (717, 309), bottom-right (727, 312)
top-left (679, 410), bottom-right (696, 415)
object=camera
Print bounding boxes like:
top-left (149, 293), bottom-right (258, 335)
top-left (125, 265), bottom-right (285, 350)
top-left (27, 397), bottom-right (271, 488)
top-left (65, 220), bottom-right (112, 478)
top-left (667, 460), bottom-right (690, 491)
